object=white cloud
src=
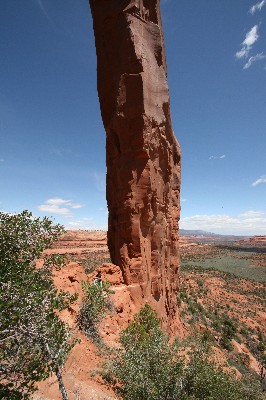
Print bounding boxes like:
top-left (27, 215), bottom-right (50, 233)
top-left (249, 0), bottom-right (265, 15)
top-left (243, 25), bottom-right (259, 47)
top-left (37, 198), bottom-right (83, 217)
top-left (0, 159), bottom-right (4, 162)
top-left (181, 198), bottom-right (188, 203)
top-left (238, 210), bottom-right (265, 218)
top-left (70, 204), bottom-right (83, 209)
top-left (236, 47), bottom-right (249, 59)
top-left (252, 175), bottom-right (266, 187)
top-left (235, 25), bottom-right (259, 59)
top-left (180, 211), bottom-right (266, 235)
top-left (209, 155), bottom-right (226, 160)
top-left (45, 198), bottom-right (70, 206)
top-left (64, 217), bottom-right (107, 231)
top-left (38, 205), bottom-right (70, 216)
top-left (243, 52), bottom-right (266, 69)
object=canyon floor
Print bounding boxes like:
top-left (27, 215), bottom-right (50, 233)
top-left (34, 231), bottom-right (266, 400)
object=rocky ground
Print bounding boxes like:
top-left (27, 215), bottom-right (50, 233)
top-left (34, 231), bottom-right (266, 400)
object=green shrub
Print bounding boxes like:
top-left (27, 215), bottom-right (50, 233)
top-left (78, 280), bottom-right (112, 344)
top-left (0, 211), bottom-right (77, 399)
top-left (80, 256), bottom-right (111, 274)
top-left (182, 347), bottom-right (262, 400)
top-left (201, 329), bottom-right (215, 344)
top-left (112, 305), bottom-right (183, 400)
top-left (106, 305), bottom-right (263, 400)
top-left (220, 337), bottom-right (234, 351)
top-left (220, 317), bottom-right (238, 351)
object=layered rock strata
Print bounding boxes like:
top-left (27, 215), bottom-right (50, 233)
top-left (89, 0), bottom-right (181, 333)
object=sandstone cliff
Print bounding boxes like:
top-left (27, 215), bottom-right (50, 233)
top-left (89, 0), bottom-right (181, 332)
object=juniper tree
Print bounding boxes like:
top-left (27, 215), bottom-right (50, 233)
top-left (0, 211), bottom-right (77, 399)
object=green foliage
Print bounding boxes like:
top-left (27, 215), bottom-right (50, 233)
top-left (220, 317), bottom-right (238, 351)
top-left (0, 210), bottom-right (64, 271)
top-left (113, 305), bottom-right (183, 400)
top-left (181, 249), bottom-right (266, 283)
top-left (78, 280), bottom-right (112, 344)
top-left (200, 329), bottom-right (215, 344)
top-left (253, 330), bottom-right (266, 391)
top-left (80, 256), bottom-right (112, 274)
top-left (0, 211), bottom-right (77, 399)
top-left (182, 346), bottom-right (262, 400)
top-left (106, 305), bottom-right (264, 400)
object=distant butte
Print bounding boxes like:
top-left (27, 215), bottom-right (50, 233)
top-left (89, 0), bottom-right (181, 333)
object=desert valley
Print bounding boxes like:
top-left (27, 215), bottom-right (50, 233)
top-left (33, 230), bottom-right (266, 399)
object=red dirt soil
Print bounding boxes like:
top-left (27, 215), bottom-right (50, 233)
top-left (34, 231), bottom-right (266, 399)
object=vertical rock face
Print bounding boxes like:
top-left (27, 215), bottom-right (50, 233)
top-left (89, 0), bottom-right (181, 332)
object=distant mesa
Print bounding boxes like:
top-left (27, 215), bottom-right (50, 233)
top-left (180, 229), bottom-right (219, 237)
top-left (180, 229), bottom-right (249, 240)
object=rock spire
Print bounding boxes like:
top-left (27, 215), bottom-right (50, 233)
top-left (89, 0), bottom-right (181, 332)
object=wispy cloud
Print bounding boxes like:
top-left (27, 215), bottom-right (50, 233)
top-left (249, 0), bottom-right (265, 15)
top-left (0, 159), bottom-right (4, 162)
top-left (243, 52), bottom-right (266, 69)
top-left (235, 25), bottom-right (259, 59)
top-left (252, 175), bottom-right (266, 187)
top-left (209, 154), bottom-right (226, 160)
top-left (99, 207), bottom-right (108, 215)
top-left (180, 210), bottom-right (266, 235)
top-left (64, 217), bottom-right (107, 230)
top-left (89, 171), bottom-right (106, 192)
top-left (36, 0), bottom-right (46, 14)
top-left (238, 210), bottom-right (265, 218)
top-left (49, 147), bottom-right (77, 157)
top-left (181, 198), bottom-right (188, 203)
top-left (35, 0), bottom-right (55, 26)
top-left (37, 198), bottom-right (83, 217)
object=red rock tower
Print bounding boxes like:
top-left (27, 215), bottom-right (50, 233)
top-left (89, 0), bottom-right (181, 332)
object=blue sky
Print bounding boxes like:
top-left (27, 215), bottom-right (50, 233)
top-left (0, 0), bottom-right (265, 235)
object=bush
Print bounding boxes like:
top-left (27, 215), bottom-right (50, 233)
top-left (182, 347), bottom-right (260, 400)
top-left (78, 280), bottom-right (112, 344)
top-left (220, 317), bottom-right (238, 351)
top-left (0, 211), bottom-right (77, 399)
top-left (112, 305), bottom-right (183, 400)
top-left (106, 305), bottom-right (264, 400)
